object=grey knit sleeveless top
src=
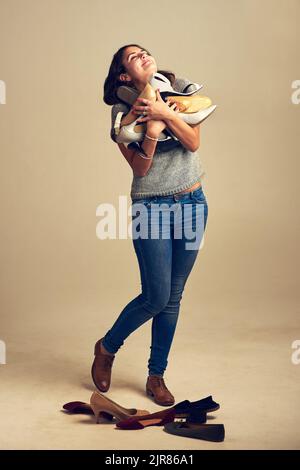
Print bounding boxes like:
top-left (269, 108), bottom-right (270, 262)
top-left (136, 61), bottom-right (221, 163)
top-left (110, 76), bottom-right (206, 199)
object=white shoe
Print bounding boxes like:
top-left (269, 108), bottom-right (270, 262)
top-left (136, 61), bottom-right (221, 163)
top-left (115, 116), bottom-right (171, 145)
top-left (149, 72), bottom-right (203, 96)
top-left (178, 104), bottom-right (218, 124)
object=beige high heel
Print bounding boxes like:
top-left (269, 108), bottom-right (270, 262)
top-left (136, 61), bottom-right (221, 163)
top-left (119, 82), bottom-right (156, 128)
top-left (90, 390), bottom-right (150, 423)
top-left (164, 95), bottom-right (211, 113)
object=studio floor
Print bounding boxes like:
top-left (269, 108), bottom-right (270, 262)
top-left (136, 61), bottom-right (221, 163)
top-left (1, 289), bottom-right (299, 450)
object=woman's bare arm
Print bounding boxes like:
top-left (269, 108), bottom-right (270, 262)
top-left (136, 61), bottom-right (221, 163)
top-left (160, 114), bottom-right (200, 152)
top-left (117, 127), bottom-right (159, 177)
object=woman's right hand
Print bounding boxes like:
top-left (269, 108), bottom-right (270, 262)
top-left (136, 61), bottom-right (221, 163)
top-left (138, 101), bottom-right (178, 137)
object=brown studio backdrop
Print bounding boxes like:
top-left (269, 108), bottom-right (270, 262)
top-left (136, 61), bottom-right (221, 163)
top-left (0, 0), bottom-right (299, 450)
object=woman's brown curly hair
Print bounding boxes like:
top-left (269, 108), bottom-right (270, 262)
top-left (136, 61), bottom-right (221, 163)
top-left (103, 43), bottom-right (176, 106)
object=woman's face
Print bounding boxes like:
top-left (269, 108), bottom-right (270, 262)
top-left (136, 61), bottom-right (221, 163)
top-left (120, 46), bottom-right (157, 87)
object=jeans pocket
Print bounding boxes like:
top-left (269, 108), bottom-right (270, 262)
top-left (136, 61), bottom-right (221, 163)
top-left (191, 188), bottom-right (207, 204)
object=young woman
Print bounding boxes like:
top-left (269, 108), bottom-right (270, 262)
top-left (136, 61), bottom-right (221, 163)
top-left (92, 44), bottom-right (208, 406)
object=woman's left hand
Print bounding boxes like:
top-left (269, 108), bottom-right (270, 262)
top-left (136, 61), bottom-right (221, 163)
top-left (133, 89), bottom-right (177, 122)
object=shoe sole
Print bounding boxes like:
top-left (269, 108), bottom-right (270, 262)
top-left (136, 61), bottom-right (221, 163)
top-left (206, 404), bottom-right (220, 412)
top-left (164, 422), bottom-right (225, 442)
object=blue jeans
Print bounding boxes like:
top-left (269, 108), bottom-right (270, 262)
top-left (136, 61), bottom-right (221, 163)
top-left (102, 186), bottom-right (208, 377)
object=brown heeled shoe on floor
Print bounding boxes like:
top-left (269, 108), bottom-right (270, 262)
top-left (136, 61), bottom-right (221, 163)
top-left (146, 375), bottom-right (175, 406)
top-left (90, 390), bottom-right (150, 423)
top-left (91, 338), bottom-right (115, 392)
top-left (62, 400), bottom-right (114, 421)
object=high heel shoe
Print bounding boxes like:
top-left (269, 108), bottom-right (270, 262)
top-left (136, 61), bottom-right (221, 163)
top-left (62, 400), bottom-right (114, 421)
top-left (114, 74), bottom-right (217, 150)
top-left (117, 82), bottom-right (157, 127)
top-left (116, 395), bottom-right (220, 429)
top-left (90, 390), bottom-right (150, 423)
top-left (149, 72), bottom-right (203, 97)
top-left (62, 394), bottom-right (219, 418)
top-left (115, 102), bottom-right (217, 146)
top-left (163, 94), bottom-right (211, 113)
top-left (116, 408), bottom-right (177, 430)
top-left (115, 116), bottom-right (170, 144)
top-left (117, 72), bottom-right (202, 107)
top-left (175, 104), bottom-right (217, 125)
top-left (116, 407), bottom-right (207, 430)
